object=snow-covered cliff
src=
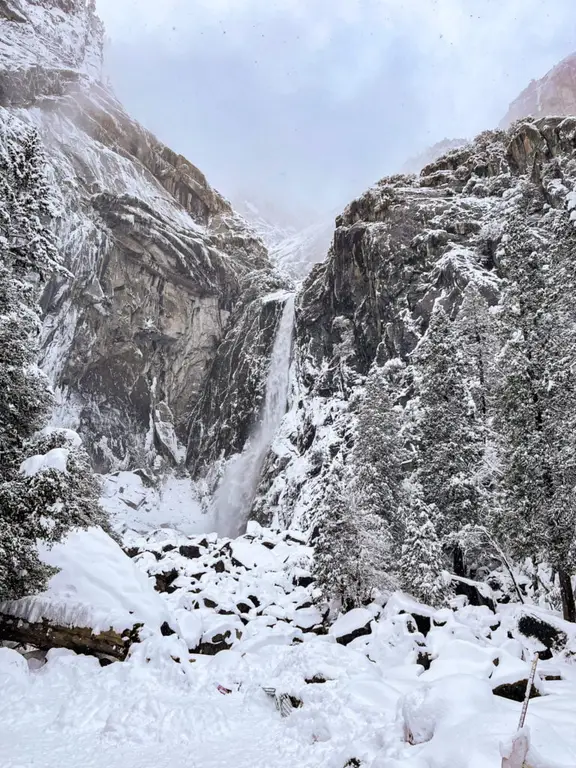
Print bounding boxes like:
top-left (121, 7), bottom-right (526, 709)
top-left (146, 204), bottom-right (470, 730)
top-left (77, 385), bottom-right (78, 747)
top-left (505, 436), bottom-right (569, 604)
top-left (253, 118), bottom-right (576, 531)
top-left (501, 52), bottom-right (576, 128)
top-left (1, 0), bottom-right (287, 473)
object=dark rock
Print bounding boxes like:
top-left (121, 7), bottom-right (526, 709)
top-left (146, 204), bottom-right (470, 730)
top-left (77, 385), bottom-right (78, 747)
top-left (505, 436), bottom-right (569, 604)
top-left (344, 760), bottom-right (362, 768)
top-left (160, 622), bottom-right (176, 637)
top-left (248, 595), bottom-right (261, 608)
top-left (493, 680), bottom-right (541, 702)
top-left (262, 541), bottom-right (276, 550)
top-left (203, 598), bottom-right (218, 609)
top-left (237, 602), bottom-right (253, 615)
top-left (212, 560), bottom-right (226, 574)
top-left (452, 577), bottom-right (496, 612)
top-left (305, 675), bottom-right (329, 684)
top-left (412, 613), bottom-right (432, 637)
top-left (417, 652), bottom-right (432, 671)
top-left (400, 611), bottom-right (431, 637)
top-left (517, 614), bottom-right (568, 653)
top-left (162, 544), bottom-right (176, 553)
top-left (179, 545), bottom-right (201, 559)
top-left (293, 575), bottom-right (314, 589)
top-left (123, 547), bottom-right (139, 559)
top-left (336, 621), bottom-right (372, 646)
top-left (154, 570), bottom-right (179, 594)
top-left (193, 631), bottom-right (234, 655)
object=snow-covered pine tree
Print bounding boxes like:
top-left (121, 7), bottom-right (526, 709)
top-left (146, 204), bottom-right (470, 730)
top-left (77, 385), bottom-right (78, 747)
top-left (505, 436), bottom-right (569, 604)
top-left (455, 283), bottom-right (497, 427)
top-left (314, 476), bottom-right (365, 611)
top-left (399, 487), bottom-right (444, 606)
top-left (0, 430), bottom-right (108, 600)
top-left (413, 303), bottom-right (487, 575)
top-left (314, 360), bottom-right (407, 609)
top-left (0, 261), bottom-right (51, 458)
top-left (494, 211), bottom-right (576, 621)
top-left (0, 120), bottom-right (107, 600)
top-left (2, 125), bottom-right (62, 280)
top-left (351, 359), bottom-right (407, 528)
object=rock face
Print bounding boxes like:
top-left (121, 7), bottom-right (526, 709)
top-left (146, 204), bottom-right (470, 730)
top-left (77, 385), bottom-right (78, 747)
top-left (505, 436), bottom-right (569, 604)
top-left (501, 53), bottom-right (576, 127)
top-left (255, 118), bottom-right (576, 530)
top-left (1, 0), bottom-right (283, 471)
top-left (187, 279), bottom-right (288, 473)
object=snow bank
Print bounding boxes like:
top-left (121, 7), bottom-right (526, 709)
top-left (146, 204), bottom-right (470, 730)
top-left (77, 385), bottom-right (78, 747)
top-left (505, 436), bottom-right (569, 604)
top-left (0, 527), bottom-right (170, 633)
top-left (2, 522), bottom-right (576, 768)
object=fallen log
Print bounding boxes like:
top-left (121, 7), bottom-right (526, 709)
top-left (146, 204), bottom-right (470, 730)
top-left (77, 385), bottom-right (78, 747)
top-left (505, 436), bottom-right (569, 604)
top-left (0, 611), bottom-right (141, 660)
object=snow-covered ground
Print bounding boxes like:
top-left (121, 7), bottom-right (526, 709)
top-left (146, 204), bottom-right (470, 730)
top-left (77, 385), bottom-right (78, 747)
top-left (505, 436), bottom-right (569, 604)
top-left (101, 471), bottom-right (212, 535)
top-left (1, 522), bottom-right (576, 767)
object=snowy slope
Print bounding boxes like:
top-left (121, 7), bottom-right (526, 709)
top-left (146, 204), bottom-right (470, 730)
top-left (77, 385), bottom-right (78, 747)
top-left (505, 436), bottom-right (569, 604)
top-left (1, 521), bottom-right (576, 767)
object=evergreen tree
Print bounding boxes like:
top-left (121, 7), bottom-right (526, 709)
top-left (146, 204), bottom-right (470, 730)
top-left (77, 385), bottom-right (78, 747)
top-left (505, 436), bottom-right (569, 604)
top-left (414, 303), bottom-right (487, 574)
top-left (399, 488), bottom-right (444, 606)
top-left (494, 214), bottom-right (576, 621)
top-left (455, 284), bottom-right (497, 427)
top-left (350, 359), bottom-right (407, 539)
top-left (315, 361), bottom-right (406, 609)
top-left (0, 121), bottom-right (107, 601)
top-left (314, 477), bottom-right (363, 611)
top-left (0, 262), bottom-right (51, 458)
top-left (1, 125), bottom-right (62, 279)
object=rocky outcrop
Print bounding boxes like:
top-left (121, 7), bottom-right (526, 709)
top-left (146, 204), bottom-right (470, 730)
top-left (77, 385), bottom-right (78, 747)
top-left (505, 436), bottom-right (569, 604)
top-left (256, 118), bottom-right (576, 531)
top-left (501, 53), bottom-right (576, 128)
top-left (1, 0), bottom-right (281, 471)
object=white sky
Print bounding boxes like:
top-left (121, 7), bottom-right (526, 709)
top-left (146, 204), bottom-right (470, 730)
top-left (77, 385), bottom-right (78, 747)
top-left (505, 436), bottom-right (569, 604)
top-left (96, 0), bottom-right (576, 223)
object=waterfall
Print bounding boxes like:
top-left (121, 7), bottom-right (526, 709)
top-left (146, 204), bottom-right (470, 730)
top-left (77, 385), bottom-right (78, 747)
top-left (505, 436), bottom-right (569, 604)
top-left (214, 294), bottom-right (295, 538)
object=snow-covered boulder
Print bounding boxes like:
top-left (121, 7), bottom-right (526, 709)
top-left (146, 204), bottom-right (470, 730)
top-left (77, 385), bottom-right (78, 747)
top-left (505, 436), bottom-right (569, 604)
top-left (330, 608), bottom-right (373, 645)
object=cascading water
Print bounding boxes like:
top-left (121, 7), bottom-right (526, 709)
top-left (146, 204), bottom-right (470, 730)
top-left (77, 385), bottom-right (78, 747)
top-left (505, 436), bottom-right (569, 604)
top-left (214, 294), bottom-right (295, 538)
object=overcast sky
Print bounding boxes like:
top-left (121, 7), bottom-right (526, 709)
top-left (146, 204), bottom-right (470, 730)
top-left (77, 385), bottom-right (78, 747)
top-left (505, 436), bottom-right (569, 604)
top-left (96, 0), bottom-right (576, 225)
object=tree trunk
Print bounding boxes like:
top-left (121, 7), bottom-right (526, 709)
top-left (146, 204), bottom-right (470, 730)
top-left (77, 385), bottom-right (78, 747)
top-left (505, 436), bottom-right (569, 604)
top-left (0, 611), bottom-right (139, 660)
top-left (453, 544), bottom-right (466, 578)
top-left (557, 568), bottom-right (576, 623)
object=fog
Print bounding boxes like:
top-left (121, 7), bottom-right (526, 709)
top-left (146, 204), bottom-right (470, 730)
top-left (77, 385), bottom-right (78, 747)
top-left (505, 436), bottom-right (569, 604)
top-left (96, 0), bottom-right (576, 227)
